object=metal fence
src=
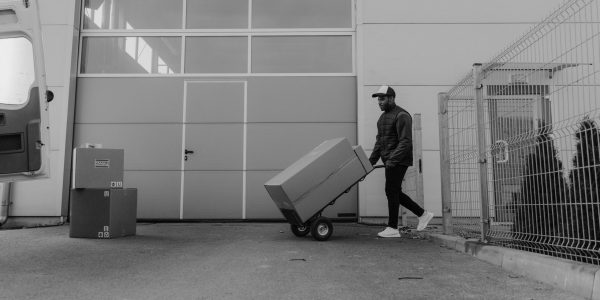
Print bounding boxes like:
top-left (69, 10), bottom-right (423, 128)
top-left (439, 0), bottom-right (600, 265)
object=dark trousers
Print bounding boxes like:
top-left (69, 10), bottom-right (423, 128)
top-left (385, 165), bottom-right (425, 229)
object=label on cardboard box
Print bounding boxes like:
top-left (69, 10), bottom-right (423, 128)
top-left (94, 159), bottom-right (110, 168)
top-left (110, 181), bottom-right (123, 188)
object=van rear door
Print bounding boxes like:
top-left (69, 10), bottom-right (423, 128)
top-left (0, 0), bottom-right (52, 182)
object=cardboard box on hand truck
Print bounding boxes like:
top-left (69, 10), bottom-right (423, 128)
top-left (264, 137), bottom-right (373, 225)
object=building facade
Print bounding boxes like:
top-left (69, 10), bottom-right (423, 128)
top-left (3, 0), bottom-right (565, 225)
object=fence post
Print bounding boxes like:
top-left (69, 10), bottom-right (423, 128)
top-left (438, 93), bottom-right (452, 234)
top-left (473, 63), bottom-right (490, 242)
top-left (413, 114), bottom-right (424, 209)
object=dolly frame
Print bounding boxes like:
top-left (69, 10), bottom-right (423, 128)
top-left (288, 165), bottom-right (384, 241)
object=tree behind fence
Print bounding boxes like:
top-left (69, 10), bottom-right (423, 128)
top-left (567, 118), bottom-right (600, 258)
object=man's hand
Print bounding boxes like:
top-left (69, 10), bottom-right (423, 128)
top-left (385, 161), bottom-right (396, 169)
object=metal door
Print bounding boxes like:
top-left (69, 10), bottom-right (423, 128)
top-left (181, 81), bottom-right (246, 219)
top-left (488, 95), bottom-right (551, 223)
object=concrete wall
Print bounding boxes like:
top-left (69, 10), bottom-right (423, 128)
top-left (356, 0), bottom-right (565, 219)
top-left (7, 0), bottom-right (78, 221)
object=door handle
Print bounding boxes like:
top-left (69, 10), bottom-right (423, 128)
top-left (185, 149), bottom-right (194, 155)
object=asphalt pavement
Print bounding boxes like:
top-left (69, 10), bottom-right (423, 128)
top-left (0, 222), bottom-right (585, 299)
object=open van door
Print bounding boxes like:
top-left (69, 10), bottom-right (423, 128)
top-left (0, 0), bottom-right (52, 181)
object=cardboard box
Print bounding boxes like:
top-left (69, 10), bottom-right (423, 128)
top-left (70, 188), bottom-right (137, 239)
top-left (72, 148), bottom-right (124, 189)
top-left (265, 138), bottom-right (373, 225)
top-left (353, 145), bottom-right (374, 174)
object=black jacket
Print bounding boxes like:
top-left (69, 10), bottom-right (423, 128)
top-left (369, 105), bottom-right (413, 167)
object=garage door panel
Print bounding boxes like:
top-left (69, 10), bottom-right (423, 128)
top-left (245, 171), bottom-right (284, 219)
top-left (184, 124), bottom-right (243, 171)
top-left (246, 123), bottom-right (356, 170)
top-left (183, 171), bottom-right (243, 219)
top-left (74, 124), bottom-right (182, 170)
top-left (125, 171), bottom-right (180, 219)
top-left (185, 81), bottom-right (245, 123)
top-left (75, 78), bottom-right (183, 123)
top-left (247, 77), bottom-right (356, 123)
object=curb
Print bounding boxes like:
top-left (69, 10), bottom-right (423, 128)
top-left (426, 233), bottom-right (600, 300)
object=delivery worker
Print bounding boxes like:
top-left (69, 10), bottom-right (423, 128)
top-left (369, 85), bottom-right (434, 238)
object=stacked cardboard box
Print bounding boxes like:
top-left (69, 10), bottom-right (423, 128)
top-left (70, 147), bottom-right (137, 239)
top-left (70, 188), bottom-right (137, 238)
top-left (72, 148), bottom-right (124, 189)
top-left (265, 138), bottom-right (373, 225)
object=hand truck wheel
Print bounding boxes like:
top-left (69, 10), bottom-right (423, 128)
top-left (290, 224), bottom-right (310, 237)
top-left (311, 217), bottom-right (333, 241)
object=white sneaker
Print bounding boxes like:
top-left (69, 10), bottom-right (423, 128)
top-left (417, 211), bottom-right (434, 231)
top-left (377, 227), bottom-right (401, 238)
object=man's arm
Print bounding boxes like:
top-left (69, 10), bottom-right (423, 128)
top-left (386, 112), bottom-right (412, 167)
top-left (369, 132), bottom-right (382, 166)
